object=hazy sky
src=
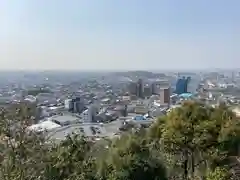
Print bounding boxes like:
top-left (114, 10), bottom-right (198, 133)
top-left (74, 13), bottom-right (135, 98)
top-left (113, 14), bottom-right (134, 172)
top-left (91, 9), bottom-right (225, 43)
top-left (0, 0), bottom-right (239, 71)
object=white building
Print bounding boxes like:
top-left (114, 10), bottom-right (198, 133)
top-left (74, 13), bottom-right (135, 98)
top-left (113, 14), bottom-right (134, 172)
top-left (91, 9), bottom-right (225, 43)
top-left (24, 95), bottom-right (37, 103)
top-left (81, 109), bottom-right (91, 122)
top-left (152, 80), bottom-right (170, 95)
top-left (80, 104), bottom-right (99, 123)
top-left (27, 120), bottom-right (61, 133)
top-left (64, 99), bottom-right (72, 110)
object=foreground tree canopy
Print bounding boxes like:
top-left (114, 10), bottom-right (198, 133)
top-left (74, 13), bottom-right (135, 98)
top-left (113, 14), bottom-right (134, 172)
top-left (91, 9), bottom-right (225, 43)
top-left (0, 101), bottom-right (240, 180)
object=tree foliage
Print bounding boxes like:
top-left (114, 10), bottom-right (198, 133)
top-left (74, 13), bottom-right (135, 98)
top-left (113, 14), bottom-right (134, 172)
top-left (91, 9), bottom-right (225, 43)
top-left (97, 133), bottom-right (167, 180)
top-left (43, 134), bottom-right (94, 180)
top-left (0, 101), bottom-right (240, 179)
top-left (206, 167), bottom-right (230, 180)
top-left (154, 101), bottom-right (240, 179)
top-left (0, 105), bottom-right (47, 180)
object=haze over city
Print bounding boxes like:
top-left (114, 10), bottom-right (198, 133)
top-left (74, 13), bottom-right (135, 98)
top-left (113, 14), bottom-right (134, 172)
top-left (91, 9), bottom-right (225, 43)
top-left (1, 0), bottom-right (239, 71)
top-left (2, 1), bottom-right (240, 179)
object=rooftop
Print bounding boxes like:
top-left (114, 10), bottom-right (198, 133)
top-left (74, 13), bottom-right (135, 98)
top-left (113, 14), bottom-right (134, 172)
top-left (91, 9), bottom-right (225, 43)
top-left (28, 121), bottom-right (61, 132)
top-left (47, 123), bottom-right (118, 141)
top-left (50, 114), bottom-right (81, 124)
top-left (179, 93), bottom-right (193, 98)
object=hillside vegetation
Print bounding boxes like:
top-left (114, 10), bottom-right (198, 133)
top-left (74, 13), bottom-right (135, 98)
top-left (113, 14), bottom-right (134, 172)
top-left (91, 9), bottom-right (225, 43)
top-left (0, 101), bottom-right (240, 180)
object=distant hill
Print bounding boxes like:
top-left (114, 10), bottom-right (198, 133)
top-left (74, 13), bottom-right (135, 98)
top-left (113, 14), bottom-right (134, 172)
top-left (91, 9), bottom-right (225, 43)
top-left (112, 71), bottom-right (166, 79)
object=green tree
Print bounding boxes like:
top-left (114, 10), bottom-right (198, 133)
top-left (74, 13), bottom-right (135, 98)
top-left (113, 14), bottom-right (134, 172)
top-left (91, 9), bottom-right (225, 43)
top-left (97, 133), bottom-right (167, 180)
top-left (0, 105), bottom-right (48, 180)
top-left (2, 99), bottom-right (240, 180)
top-left (44, 134), bottom-right (95, 180)
top-left (155, 101), bottom-right (240, 179)
top-left (206, 167), bottom-right (230, 180)
top-left (0, 103), bottom-right (105, 180)
top-left (148, 116), bottom-right (166, 141)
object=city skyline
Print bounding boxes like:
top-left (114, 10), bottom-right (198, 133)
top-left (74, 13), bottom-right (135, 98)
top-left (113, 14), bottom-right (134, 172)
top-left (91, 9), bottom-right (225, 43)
top-left (1, 0), bottom-right (240, 70)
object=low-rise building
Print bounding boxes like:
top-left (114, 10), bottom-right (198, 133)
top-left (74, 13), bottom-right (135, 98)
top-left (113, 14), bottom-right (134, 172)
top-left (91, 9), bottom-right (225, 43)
top-left (50, 114), bottom-right (82, 126)
top-left (27, 120), bottom-right (61, 133)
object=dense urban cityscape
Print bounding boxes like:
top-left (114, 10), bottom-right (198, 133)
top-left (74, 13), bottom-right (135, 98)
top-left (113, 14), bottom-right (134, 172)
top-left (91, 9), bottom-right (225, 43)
top-left (1, 70), bottom-right (240, 140)
top-left (0, 70), bottom-right (240, 179)
top-left (1, 0), bottom-right (240, 179)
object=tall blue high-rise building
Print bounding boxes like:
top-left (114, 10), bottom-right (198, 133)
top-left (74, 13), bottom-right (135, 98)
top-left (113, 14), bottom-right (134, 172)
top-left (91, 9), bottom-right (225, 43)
top-left (175, 76), bottom-right (191, 95)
